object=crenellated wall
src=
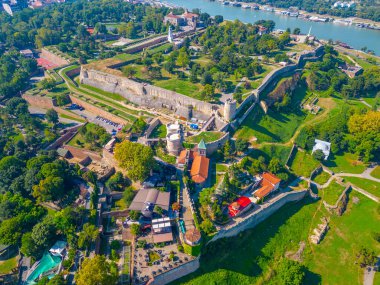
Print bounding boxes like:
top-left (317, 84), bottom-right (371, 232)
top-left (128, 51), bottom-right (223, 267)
top-left (80, 68), bottom-right (218, 120)
top-left (148, 256), bottom-right (200, 285)
top-left (208, 190), bottom-right (308, 243)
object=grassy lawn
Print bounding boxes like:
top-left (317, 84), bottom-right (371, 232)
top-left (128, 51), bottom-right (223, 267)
top-left (174, 192), bottom-right (380, 285)
top-left (289, 150), bottom-right (320, 178)
top-left (59, 113), bottom-right (86, 123)
top-left (375, 272), bottom-right (380, 285)
top-left (321, 181), bottom-right (346, 205)
top-left (154, 78), bottom-right (203, 99)
top-left (216, 164), bottom-right (228, 172)
top-left (156, 148), bottom-right (176, 164)
top-left (187, 131), bottom-right (224, 144)
top-left (343, 177), bottom-right (380, 198)
top-left (0, 253), bottom-right (18, 274)
top-left (370, 166), bottom-right (380, 179)
top-left (323, 153), bottom-right (367, 174)
top-left (149, 124), bottom-right (167, 139)
top-left (312, 171), bottom-right (331, 185)
top-left (252, 144), bottom-right (292, 165)
top-left (81, 83), bottom-right (127, 103)
top-left (235, 105), bottom-right (308, 143)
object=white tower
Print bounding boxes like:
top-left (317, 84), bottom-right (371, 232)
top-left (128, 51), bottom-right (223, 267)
top-left (168, 26), bottom-right (173, 43)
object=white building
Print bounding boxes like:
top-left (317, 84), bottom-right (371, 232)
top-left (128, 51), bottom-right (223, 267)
top-left (312, 139), bottom-right (331, 160)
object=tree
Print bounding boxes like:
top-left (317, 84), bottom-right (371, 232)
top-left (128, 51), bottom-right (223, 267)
top-left (33, 176), bottom-right (65, 202)
top-left (223, 141), bottom-right (232, 161)
top-left (176, 48), bottom-right (190, 70)
top-left (268, 158), bottom-right (282, 174)
top-left (312, 149), bottom-right (325, 161)
top-left (38, 78), bottom-right (56, 90)
top-left (202, 84), bottom-right (215, 101)
top-left (78, 223), bottom-right (99, 250)
top-left (200, 219), bottom-right (216, 235)
top-left (214, 15), bottom-right (224, 24)
top-left (293, 27), bottom-right (301, 35)
top-left (154, 205), bottom-right (164, 215)
top-left (235, 138), bottom-right (249, 153)
top-left (46, 109), bottom-right (59, 125)
top-left (275, 259), bottom-right (305, 285)
top-left (122, 66), bottom-right (137, 78)
top-left (106, 172), bottom-right (127, 192)
top-left (129, 210), bottom-right (140, 221)
top-left (123, 187), bottom-right (135, 207)
top-left (130, 224), bottom-right (140, 236)
top-left (94, 22), bottom-right (107, 35)
top-left (171, 202), bottom-right (180, 212)
top-left (114, 141), bottom-right (155, 181)
top-left (75, 255), bottom-right (118, 285)
top-left (356, 247), bottom-right (377, 268)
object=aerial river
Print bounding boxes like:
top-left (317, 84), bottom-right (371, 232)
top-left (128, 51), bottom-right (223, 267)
top-left (162, 0), bottom-right (380, 54)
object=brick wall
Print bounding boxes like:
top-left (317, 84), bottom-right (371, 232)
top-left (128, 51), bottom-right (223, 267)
top-left (69, 95), bottom-right (130, 125)
top-left (41, 48), bottom-right (70, 66)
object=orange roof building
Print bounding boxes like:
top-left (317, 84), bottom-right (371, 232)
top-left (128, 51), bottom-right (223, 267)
top-left (190, 156), bottom-right (209, 185)
top-left (254, 172), bottom-right (281, 200)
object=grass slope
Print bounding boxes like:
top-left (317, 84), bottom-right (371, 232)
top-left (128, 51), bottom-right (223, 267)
top-left (235, 105), bottom-right (308, 143)
top-left (343, 177), bottom-right (380, 198)
top-left (323, 153), bottom-right (367, 174)
top-left (321, 181), bottom-right (346, 205)
top-left (173, 193), bottom-right (380, 285)
top-left (289, 151), bottom-right (320, 178)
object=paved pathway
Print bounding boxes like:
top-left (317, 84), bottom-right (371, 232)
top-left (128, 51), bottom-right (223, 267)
top-left (311, 166), bottom-right (380, 203)
top-left (364, 257), bottom-right (380, 285)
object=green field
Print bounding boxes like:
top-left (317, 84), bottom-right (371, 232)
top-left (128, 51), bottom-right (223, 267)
top-left (312, 171), bottom-right (331, 185)
top-left (343, 177), bottom-right (380, 198)
top-left (289, 151), bottom-right (320, 178)
top-left (235, 105), bottom-right (308, 143)
top-left (0, 253), bottom-right (17, 274)
top-left (370, 166), bottom-right (380, 179)
top-left (187, 132), bottom-right (224, 144)
top-left (149, 124), bottom-right (167, 139)
top-left (154, 78), bottom-right (203, 99)
top-left (323, 153), bottom-right (367, 174)
top-left (321, 181), bottom-right (346, 205)
top-left (173, 192), bottom-right (380, 285)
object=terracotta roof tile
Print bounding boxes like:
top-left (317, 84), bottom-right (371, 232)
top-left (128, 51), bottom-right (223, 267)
top-left (262, 172), bottom-right (281, 185)
top-left (190, 156), bottom-right (209, 184)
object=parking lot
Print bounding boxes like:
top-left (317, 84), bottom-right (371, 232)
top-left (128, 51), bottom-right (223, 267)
top-left (67, 104), bottom-right (123, 134)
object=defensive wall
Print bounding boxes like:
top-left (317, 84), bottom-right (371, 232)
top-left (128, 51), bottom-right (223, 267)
top-left (22, 94), bottom-right (83, 121)
top-left (144, 117), bottom-right (162, 138)
top-left (232, 45), bottom-right (325, 123)
top-left (46, 124), bottom-right (84, 150)
top-left (80, 68), bottom-right (217, 120)
top-left (204, 132), bottom-right (229, 156)
top-left (40, 48), bottom-right (70, 66)
top-left (68, 95), bottom-right (129, 125)
top-left (148, 256), bottom-right (200, 285)
top-left (208, 190), bottom-right (308, 243)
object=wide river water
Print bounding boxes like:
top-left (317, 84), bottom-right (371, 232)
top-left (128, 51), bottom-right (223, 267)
top-left (163, 0), bottom-right (380, 54)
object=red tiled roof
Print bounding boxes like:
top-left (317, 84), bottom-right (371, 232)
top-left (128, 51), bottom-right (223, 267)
top-left (228, 196), bottom-right (251, 217)
top-left (182, 12), bottom-right (198, 18)
top-left (177, 149), bottom-right (198, 165)
top-left (190, 156), bottom-right (209, 184)
top-left (166, 13), bottom-right (181, 19)
top-left (254, 172), bottom-right (281, 199)
top-left (254, 185), bottom-right (273, 199)
top-left (262, 172), bottom-right (281, 185)
top-left (86, 28), bottom-right (95, 35)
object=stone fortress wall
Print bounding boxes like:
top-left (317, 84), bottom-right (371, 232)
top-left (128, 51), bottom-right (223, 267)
top-left (80, 68), bottom-right (218, 120)
top-left (233, 45), bottom-right (325, 121)
top-left (148, 256), bottom-right (200, 285)
top-left (204, 132), bottom-right (229, 156)
top-left (209, 190), bottom-right (308, 243)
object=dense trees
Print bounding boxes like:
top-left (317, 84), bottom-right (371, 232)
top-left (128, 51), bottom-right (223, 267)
top-left (114, 141), bottom-right (154, 181)
top-left (75, 255), bottom-right (118, 285)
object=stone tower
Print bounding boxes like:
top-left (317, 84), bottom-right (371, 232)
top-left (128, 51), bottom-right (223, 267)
top-left (224, 99), bottom-right (237, 121)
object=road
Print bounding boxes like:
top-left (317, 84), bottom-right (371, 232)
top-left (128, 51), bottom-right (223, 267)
top-left (364, 257), bottom-right (380, 285)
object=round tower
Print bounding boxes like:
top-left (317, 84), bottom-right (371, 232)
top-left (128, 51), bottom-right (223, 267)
top-left (224, 99), bottom-right (237, 121)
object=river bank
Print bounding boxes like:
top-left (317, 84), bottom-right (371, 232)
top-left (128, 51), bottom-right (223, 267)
top-left (158, 0), bottom-right (380, 54)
